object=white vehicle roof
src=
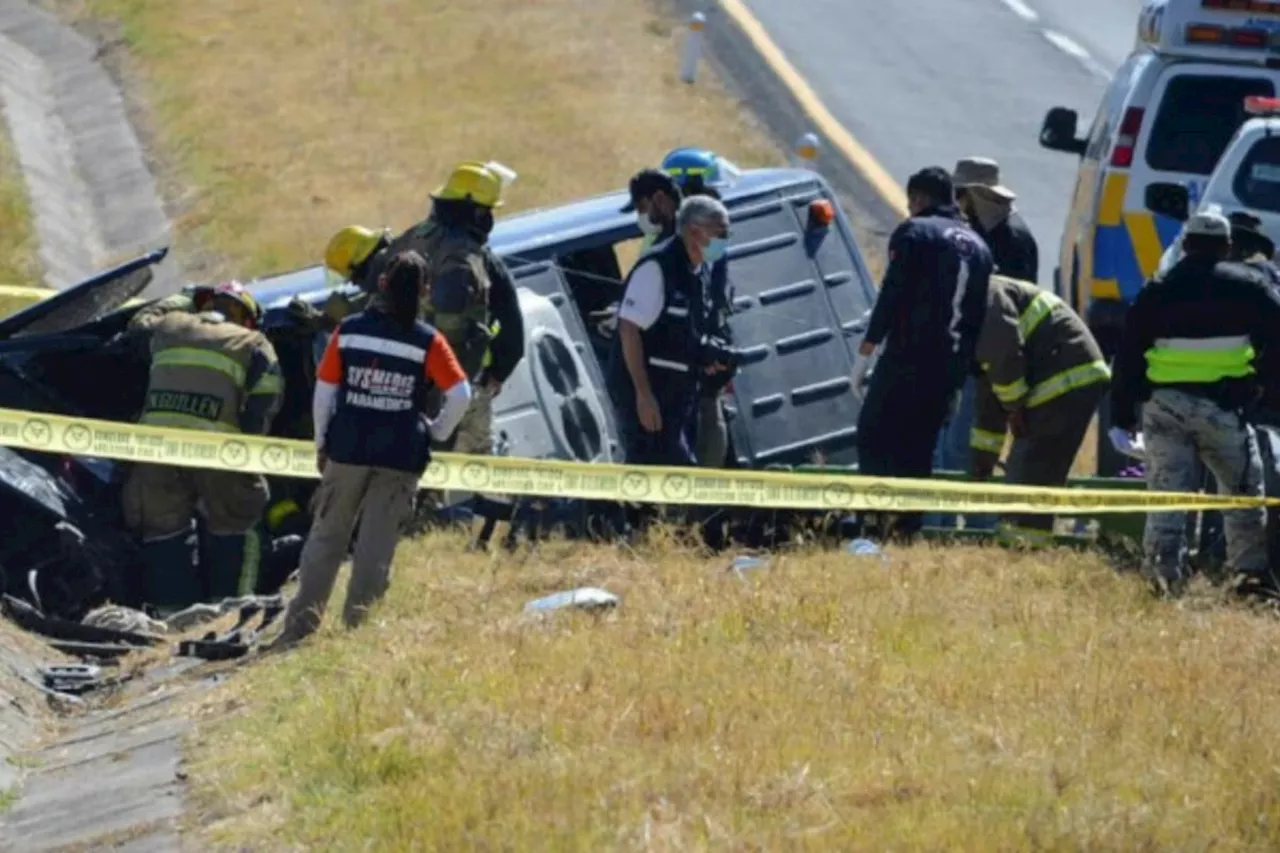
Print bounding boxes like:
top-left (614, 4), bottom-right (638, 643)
top-left (1137, 0), bottom-right (1280, 64)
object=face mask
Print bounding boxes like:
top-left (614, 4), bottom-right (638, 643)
top-left (703, 236), bottom-right (728, 263)
top-left (636, 212), bottom-right (663, 237)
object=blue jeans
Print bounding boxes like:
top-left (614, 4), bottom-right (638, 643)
top-left (923, 377), bottom-right (998, 530)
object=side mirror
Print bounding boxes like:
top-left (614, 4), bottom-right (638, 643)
top-left (1039, 107), bottom-right (1087, 156)
top-left (1144, 182), bottom-right (1189, 222)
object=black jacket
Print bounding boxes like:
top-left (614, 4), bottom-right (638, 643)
top-left (865, 204), bottom-right (994, 386)
top-left (973, 209), bottom-right (1038, 284)
top-left (1111, 255), bottom-right (1280, 430)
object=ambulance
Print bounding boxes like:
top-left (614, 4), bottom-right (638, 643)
top-left (1151, 94), bottom-right (1280, 275)
top-left (1039, 0), bottom-right (1280, 350)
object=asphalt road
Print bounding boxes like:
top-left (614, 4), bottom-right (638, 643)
top-left (740, 0), bottom-right (1148, 286)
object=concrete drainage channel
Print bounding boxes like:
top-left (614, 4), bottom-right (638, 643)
top-left (0, 2), bottom-right (193, 849)
top-left (0, 0), bottom-right (174, 295)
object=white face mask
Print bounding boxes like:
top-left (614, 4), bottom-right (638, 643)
top-left (636, 212), bottom-right (663, 237)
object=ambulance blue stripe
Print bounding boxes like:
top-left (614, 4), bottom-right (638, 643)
top-left (1153, 214), bottom-right (1182, 248)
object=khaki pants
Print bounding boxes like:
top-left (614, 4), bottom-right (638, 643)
top-left (122, 463), bottom-right (267, 539)
top-left (277, 460), bottom-right (419, 644)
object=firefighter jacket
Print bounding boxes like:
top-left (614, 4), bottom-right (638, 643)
top-left (315, 309), bottom-right (468, 474)
top-left (1112, 255), bottom-right (1280, 431)
top-left (377, 216), bottom-right (525, 385)
top-left (969, 276), bottom-right (1109, 460)
top-left (140, 310), bottom-right (284, 436)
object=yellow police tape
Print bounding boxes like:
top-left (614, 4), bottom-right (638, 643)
top-left (0, 283), bottom-right (54, 319)
top-left (0, 407), bottom-right (1273, 515)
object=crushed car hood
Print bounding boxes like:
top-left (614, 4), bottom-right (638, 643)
top-left (0, 248), bottom-right (168, 341)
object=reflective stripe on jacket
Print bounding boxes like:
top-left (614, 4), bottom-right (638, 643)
top-left (969, 275), bottom-right (1108, 455)
top-left (1144, 335), bottom-right (1256, 384)
top-left (140, 311), bottom-right (283, 434)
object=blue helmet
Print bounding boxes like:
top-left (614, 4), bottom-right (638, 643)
top-left (660, 147), bottom-right (722, 189)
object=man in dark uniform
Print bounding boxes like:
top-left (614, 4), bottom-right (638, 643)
top-left (853, 166), bottom-right (994, 541)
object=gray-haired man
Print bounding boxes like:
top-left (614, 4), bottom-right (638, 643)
top-left (610, 195), bottom-right (733, 467)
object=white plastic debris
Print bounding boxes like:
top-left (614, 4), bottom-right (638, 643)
top-left (523, 587), bottom-right (618, 614)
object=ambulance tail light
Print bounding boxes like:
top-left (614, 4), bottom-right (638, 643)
top-left (1202, 0), bottom-right (1280, 14)
top-left (1111, 107), bottom-right (1145, 168)
top-left (1245, 95), bottom-right (1280, 116)
top-left (1184, 22), bottom-right (1272, 49)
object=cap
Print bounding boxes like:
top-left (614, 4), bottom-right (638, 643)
top-left (621, 168), bottom-right (682, 213)
top-left (1185, 207), bottom-right (1231, 239)
top-left (1229, 210), bottom-right (1265, 237)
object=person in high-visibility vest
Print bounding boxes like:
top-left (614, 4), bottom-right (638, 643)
top-left (1111, 206), bottom-right (1280, 599)
top-left (967, 274), bottom-right (1109, 545)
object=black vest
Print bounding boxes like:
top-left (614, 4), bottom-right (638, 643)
top-left (612, 235), bottom-right (710, 396)
top-left (325, 309), bottom-right (439, 473)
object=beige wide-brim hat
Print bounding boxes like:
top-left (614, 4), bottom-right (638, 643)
top-left (953, 156), bottom-right (1016, 201)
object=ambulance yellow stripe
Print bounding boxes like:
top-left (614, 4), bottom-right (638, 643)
top-left (1124, 211), bottom-right (1164, 279)
top-left (1098, 172), bottom-right (1128, 227)
top-left (1091, 278), bottom-right (1122, 300)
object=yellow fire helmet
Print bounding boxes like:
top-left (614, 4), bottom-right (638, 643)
top-left (430, 161), bottom-right (510, 209)
top-left (324, 225), bottom-right (389, 277)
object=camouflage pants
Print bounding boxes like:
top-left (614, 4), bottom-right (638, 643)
top-left (1141, 389), bottom-right (1268, 585)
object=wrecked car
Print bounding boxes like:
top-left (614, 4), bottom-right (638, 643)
top-left (0, 164), bottom-right (879, 621)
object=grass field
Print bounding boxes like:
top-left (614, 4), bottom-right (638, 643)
top-left (180, 531), bottom-right (1280, 851)
top-left (0, 121), bottom-right (40, 288)
top-left (63, 0), bottom-right (784, 281)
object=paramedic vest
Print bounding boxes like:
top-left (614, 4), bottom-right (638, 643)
top-left (140, 311), bottom-right (277, 434)
top-left (324, 309), bottom-right (439, 474)
top-left (615, 235), bottom-right (709, 395)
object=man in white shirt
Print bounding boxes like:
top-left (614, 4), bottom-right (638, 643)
top-left (610, 195), bottom-right (732, 467)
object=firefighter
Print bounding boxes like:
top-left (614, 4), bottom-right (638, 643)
top-left (967, 274), bottom-right (1110, 544)
top-left (1111, 207), bottom-right (1280, 598)
top-left (323, 225), bottom-right (391, 293)
top-left (121, 280), bottom-right (284, 614)
top-left (274, 251), bottom-right (471, 647)
top-left (378, 163), bottom-right (525, 468)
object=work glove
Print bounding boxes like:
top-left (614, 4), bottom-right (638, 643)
top-left (1108, 426), bottom-right (1146, 460)
top-left (850, 353), bottom-right (872, 401)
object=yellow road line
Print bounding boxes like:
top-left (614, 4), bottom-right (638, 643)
top-left (716, 0), bottom-right (909, 216)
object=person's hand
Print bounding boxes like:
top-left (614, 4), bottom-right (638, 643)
top-left (485, 376), bottom-right (503, 397)
top-left (637, 391), bottom-right (662, 433)
top-left (1008, 408), bottom-right (1028, 439)
top-left (316, 449), bottom-right (328, 474)
top-left (1108, 426), bottom-right (1146, 460)
top-left (850, 354), bottom-right (872, 401)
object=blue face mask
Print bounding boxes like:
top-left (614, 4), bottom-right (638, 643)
top-left (703, 236), bottom-right (728, 263)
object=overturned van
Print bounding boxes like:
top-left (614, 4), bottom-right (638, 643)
top-left (0, 165), bottom-right (880, 619)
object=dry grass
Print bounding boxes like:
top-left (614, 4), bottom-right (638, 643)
top-left (0, 121), bottom-right (40, 288)
top-left (184, 530), bottom-right (1280, 851)
top-left (63, 0), bottom-right (783, 280)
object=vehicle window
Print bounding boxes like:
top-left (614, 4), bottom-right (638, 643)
top-left (1233, 135), bottom-right (1280, 214)
top-left (1146, 74), bottom-right (1275, 175)
top-left (1085, 53), bottom-right (1147, 161)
